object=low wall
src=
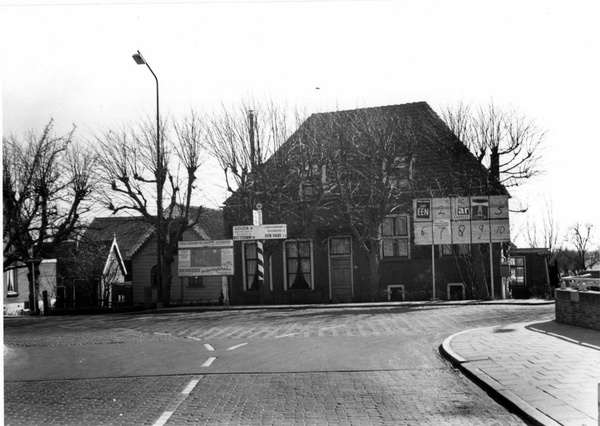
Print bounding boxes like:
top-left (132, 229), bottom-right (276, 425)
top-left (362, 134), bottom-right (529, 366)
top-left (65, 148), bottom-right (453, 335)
top-left (555, 289), bottom-right (600, 331)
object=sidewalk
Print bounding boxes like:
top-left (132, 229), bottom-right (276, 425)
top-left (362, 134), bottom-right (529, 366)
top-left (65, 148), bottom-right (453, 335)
top-left (441, 320), bottom-right (600, 426)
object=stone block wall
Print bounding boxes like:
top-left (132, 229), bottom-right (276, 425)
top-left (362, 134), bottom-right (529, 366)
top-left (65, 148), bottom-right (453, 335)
top-left (555, 289), bottom-right (600, 331)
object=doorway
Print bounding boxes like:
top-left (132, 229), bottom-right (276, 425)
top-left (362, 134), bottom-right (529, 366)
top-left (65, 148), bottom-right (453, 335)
top-left (329, 237), bottom-right (353, 302)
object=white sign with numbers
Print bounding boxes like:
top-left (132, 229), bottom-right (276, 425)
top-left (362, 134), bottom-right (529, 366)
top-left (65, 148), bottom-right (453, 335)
top-left (433, 219), bottom-right (452, 244)
top-left (451, 221), bottom-right (472, 245)
top-left (414, 222), bottom-right (433, 245)
top-left (490, 219), bottom-right (511, 242)
top-left (432, 198), bottom-right (452, 221)
top-left (413, 195), bottom-right (509, 245)
top-left (489, 196), bottom-right (509, 219)
top-left (471, 220), bottom-right (490, 243)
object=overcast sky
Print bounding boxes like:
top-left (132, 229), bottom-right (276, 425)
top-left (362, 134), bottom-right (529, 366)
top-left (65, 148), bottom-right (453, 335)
top-left (1, 0), bottom-right (598, 248)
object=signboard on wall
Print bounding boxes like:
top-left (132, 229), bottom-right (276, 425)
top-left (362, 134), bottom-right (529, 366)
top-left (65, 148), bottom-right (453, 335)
top-left (413, 195), bottom-right (510, 245)
top-left (178, 240), bottom-right (234, 277)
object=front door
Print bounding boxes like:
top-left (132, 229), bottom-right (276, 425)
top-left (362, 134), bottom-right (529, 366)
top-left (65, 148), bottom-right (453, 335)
top-left (329, 237), bottom-right (353, 303)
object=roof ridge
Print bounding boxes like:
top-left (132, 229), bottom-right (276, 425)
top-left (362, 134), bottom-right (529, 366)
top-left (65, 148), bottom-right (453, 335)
top-left (312, 101), bottom-right (430, 117)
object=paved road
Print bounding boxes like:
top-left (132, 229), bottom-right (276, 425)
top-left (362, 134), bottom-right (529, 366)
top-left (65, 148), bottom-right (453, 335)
top-left (4, 303), bottom-right (555, 425)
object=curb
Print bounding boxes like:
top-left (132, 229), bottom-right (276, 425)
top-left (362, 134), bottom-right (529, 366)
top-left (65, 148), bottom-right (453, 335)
top-left (440, 329), bottom-right (562, 426)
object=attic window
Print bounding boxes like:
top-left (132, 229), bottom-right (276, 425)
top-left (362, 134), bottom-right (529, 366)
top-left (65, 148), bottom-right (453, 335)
top-left (300, 182), bottom-right (317, 200)
top-left (385, 155), bottom-right (413, 189)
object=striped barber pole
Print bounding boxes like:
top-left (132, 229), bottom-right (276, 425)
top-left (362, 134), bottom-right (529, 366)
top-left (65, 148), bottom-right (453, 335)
top-left (256, 241), bottom-right (264, 285)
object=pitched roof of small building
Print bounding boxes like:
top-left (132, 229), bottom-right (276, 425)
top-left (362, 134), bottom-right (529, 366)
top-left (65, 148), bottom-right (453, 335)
top-left (83, 208), bottom-right (225, 259)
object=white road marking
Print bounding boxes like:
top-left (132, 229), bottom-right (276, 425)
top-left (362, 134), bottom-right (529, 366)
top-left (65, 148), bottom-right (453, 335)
top-left (203, 344), bottom-right (215, 351)
top-left (227, 343), bottom-right (248, 350)
top-left (187, 336), bottom-right (202, 341)
top-left (202, 357), bottom-right (217, 367)
top-left (153, 332), bottom-right (171, 336)
top-left (321, 325), bottom-right (345, 330)
top-left (182, 379), bottom-right (200, 395)
top-left (153, 411), bottom-right (174, 426)
top-left (275, 332), bottom-right (300, 339)
top-left (152, 378), bottom-right (201, 426)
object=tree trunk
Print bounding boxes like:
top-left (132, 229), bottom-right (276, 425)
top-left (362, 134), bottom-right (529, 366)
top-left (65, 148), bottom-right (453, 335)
top-left (471, 244), bottom-right (489, 299)
top-left (366, 249), bottom-right (381, 302)
top-left (162, 254), bottom-right (173, 307)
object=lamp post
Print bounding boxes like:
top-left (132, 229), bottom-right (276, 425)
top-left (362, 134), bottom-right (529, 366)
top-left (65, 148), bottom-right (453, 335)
top-left (132, 50), bottom-right (163, 308)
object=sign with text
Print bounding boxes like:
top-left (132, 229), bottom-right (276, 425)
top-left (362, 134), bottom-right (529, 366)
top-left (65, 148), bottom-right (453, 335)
top-left (413, 199), bottom-right (432, 221)
top-left (232, 224), bottom-right (288, 241)
top-left (413, 195), bottom-right (510, 245)
top-left (452, 197), bottom-right (471, 220)
top-left (178, 240), bottom-right (234, 277)
top-left (471, 196), bottom-right (490, 220)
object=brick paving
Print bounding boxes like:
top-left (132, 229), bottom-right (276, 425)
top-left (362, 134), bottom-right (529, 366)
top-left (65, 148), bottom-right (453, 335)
top-left (4, 303), bottom-right (557, 426)
top-left (167, 370), bottom-right (522, 426)
top-left (442, 320), bottom-right (600, 426)
top-left (4, 370), bottom-right (525, 426)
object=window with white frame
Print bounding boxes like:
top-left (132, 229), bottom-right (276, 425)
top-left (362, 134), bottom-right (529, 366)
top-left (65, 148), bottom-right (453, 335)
top-left (387, 284), bottom-right (404, 301)
top-left (284, 240), bottom-right (313, 290)
top-left (509, 257), bottom-right (526, 286)
top-left (4, 269), bottom-right (18, 296)
top-left (381, 215), bottom-right (410, 258)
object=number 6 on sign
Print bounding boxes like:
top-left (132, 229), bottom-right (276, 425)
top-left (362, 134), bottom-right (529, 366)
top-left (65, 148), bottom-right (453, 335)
top-left (413, 222), bottom-right (433, 245)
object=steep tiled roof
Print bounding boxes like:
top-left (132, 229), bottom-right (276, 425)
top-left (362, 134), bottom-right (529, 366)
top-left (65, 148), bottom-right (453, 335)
top-left (83, 216), bottom-right (154, 260)
top-left (225, 101), bottom-right (505, 207)
top-left (83, 208), bottom-right (224, 259)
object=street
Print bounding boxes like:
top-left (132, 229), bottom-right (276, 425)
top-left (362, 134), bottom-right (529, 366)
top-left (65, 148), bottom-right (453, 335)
top-left (4, 303), bottom-right (555, 425)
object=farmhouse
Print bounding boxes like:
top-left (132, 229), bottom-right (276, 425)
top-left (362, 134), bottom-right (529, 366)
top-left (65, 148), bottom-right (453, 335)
top-left (223, 102), bottom-right (509, 305)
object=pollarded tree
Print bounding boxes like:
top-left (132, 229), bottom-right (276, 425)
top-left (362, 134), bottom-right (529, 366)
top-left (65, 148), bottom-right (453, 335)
top-left (440, 101), bottom-right (546, 192)
top-left (3, 120), bottom-right (98, 313)
top-left (94, 112), bottom-right (207, 307)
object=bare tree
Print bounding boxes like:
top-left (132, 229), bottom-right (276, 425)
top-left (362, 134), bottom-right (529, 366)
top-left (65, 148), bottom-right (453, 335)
top-left (311, 108), bottom-right (419, 299)
top-left (3, 120), bottom-right (97, 313)
top-left (564, 222), bottom-right (597, 273)
top-left (94, 112), bottom-right (207, 306)
top-left (440, 101), bottom-right (546, 191)
top-left (524, 197), bottom-right (560, 256)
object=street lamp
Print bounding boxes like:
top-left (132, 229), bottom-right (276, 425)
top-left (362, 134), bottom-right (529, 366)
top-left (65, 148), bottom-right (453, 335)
top-left (132, 50), bottom-right (163, 308)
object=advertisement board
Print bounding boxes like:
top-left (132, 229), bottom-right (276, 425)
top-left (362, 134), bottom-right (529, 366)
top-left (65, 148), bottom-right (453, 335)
top-left (413, 195), bottom-right (509, 245)
top-left (178, 240), bottom-right (234, 277)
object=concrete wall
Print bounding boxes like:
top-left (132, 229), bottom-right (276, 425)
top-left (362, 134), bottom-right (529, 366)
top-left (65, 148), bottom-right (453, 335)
top-left (555, 289), bottom-right (600, 331)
